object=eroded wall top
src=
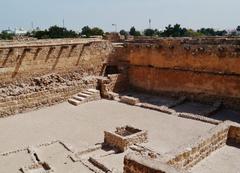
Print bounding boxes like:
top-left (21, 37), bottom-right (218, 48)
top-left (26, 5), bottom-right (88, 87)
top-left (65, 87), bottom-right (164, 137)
top-left (126, 37), bottom-right (240, 75)
top-left (0, 38), bottom-right (113, 84)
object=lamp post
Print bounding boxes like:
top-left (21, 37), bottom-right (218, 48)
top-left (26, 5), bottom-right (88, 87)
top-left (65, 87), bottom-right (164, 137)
top-left (149, 19), bottom-right (152, 29)
top-left (112, 24), bottom-right (117, 32)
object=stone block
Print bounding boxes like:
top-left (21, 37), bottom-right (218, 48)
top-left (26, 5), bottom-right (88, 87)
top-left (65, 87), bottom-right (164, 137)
top-left (104, 125), bottom-right (148, 152)
top-left (120, 96), bottom-right (140, 105)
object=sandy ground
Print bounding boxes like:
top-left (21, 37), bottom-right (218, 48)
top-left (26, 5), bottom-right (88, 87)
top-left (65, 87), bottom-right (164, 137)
top-left (0, 99), bottom-right (214, 172)
top-left (0, 151), bottom-right (33, 173)
top-left (190, 145), bottom-right (240, 173)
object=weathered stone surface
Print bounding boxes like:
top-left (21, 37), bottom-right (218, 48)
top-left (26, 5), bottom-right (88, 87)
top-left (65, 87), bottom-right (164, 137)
top-left (0, 39), bottom-right (113, 117)
top-left (120, 96), bottom-right (140, 106)
top-left (125, 38), bottom-right (240, 110)
top-left (123, 121), bottom-right (240, 173)
top-left (104, 126), bottom-right (148, 152)
top-left (124, 153), bottom-right (182, 173)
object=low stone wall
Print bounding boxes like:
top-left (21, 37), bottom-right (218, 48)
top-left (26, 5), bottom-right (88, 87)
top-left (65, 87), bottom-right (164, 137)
top-left (166, 122), bottom-right (229, 170)
top-left (123, 121), bottom-right (240, 173)
top-left (0, 76), bottom-right (98, 117)
top-left (124, 153), bottom-right (181, 173)
top-left (228, 124), bottom-right (240, 144)
top-left (120, 96), bottom-right (140, 106)
top-left (104, 126), bottom-right (147, 152)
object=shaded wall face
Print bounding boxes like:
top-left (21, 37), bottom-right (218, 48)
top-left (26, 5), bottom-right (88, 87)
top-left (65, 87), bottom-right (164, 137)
top-left (126, 39), bottom-right (240, 103)
top-left (0, 40), bottom-right (112, 84)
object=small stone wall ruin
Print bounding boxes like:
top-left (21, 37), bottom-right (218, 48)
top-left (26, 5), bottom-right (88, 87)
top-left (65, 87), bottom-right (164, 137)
top-left (104, 125), bottom-right (148, 152)
top-left (123, 121), bottom-right (240, 173)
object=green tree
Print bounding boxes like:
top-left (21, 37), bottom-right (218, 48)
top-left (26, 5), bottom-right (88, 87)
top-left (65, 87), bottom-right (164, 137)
top-left (34, 30), bottom-right (49, 39)
top-left (119, 30), bottom-right (128, 36)
top-left (48, 26), bottom-right (65, 38)
top-left (81, 26), bottom-right (104, 37)
top-left (236, 26), bottom-right (240, 32)
top-left (154, 29), bottom-right (162, 36)
top-left (161, 24), bottom-right (188, 37)
top-left (31, 25), bottom-right (78, 39)
top-left (186, 29), bottom-right (204, 37)
top-left (197, 28), bottom-right (215, 36)
top-left (91, 27), bottom-right (104, 36)
top-left (129, 27), bottom-right (141, 36)
top-left (129, 27), bottom-right (136, 36)
top-left (0, 31), bottom-right (15, 40)
top-left (144, 29), bottom-right (155, 36)
top-left (81, 26), bottom-right (92, 37)
top-left (197, 28), bottom-right (226, 36)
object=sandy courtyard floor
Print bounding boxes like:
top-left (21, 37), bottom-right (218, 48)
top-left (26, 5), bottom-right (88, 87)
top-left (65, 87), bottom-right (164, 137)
top-left (0, 99), bottom-right (214, 172)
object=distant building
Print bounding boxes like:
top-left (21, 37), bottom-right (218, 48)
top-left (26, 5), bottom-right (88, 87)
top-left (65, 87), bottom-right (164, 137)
top-left (2, 29), bottom-right (14, 34)
top-left (14, 28), bottom-right (28, 35)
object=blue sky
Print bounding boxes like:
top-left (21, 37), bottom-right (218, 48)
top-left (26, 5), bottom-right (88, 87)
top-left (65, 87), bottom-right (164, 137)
top-left (0, 0), bottom-right (239, 31)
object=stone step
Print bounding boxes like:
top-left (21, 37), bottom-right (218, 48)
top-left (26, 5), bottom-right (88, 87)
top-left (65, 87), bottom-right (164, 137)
top-left (82, 91), bottom-right (95, 95)
top-left (87, 89), bottom-right (100, 94)
top-left (78, 92), bottom-right (91, 98)
top-left (73, 95), bottom-right (85, 101)
top-left (68, 99), bottom-right (81, 106)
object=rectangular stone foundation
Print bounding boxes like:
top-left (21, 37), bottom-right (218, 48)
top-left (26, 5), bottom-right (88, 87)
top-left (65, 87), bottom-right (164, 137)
top-left (104, 126), bottom-right (147, 152)
top-left (123, 121), bottom-right (240, 173)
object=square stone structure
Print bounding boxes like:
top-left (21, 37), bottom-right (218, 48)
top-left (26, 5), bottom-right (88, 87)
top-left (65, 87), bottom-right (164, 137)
top-left (104, 126), bottom-right (148, 152)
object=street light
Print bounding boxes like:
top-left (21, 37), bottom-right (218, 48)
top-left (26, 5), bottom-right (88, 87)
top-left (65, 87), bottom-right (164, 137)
top-left (112, 24), bottom-right (117, 32)
top-left (149, 19), bottom-right (152, 29)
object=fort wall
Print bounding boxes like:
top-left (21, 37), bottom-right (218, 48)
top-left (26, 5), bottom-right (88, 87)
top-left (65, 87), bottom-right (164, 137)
top-left (0, 39), bottom-right (113, 117)
top-left (1, 37), bottom-right (240, 116)
top-left (126, 38), bottom-right (240, 109)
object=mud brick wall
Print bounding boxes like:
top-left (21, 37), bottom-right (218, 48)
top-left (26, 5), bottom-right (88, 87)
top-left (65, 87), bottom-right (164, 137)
top-left (126, 38), bottom-right (240, 110)
top-left (123, 121), bottom-right (240, 173)
top-left (101, 74), bottom-right (128, 93)
top-left (166, 122), bottom-right (229, 170)
top-left (124, 153), bottom-right (181, 173)
top-left (0, 80), bottom-right (97, 117)
top-left (104, 130), bottom-right (147, 152)
top-left (0, 39), bottom-right (113, 117)
top-left (104, 131), bottom-right (126, 151)
top-left (228, 125), bottom-right (240, 144)
top-left (0, 39), bottom-right (112, 83)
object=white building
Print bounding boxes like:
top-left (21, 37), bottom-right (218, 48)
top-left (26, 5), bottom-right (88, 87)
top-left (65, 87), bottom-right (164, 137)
top-left (14, 28), bottom-right (28, 35)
